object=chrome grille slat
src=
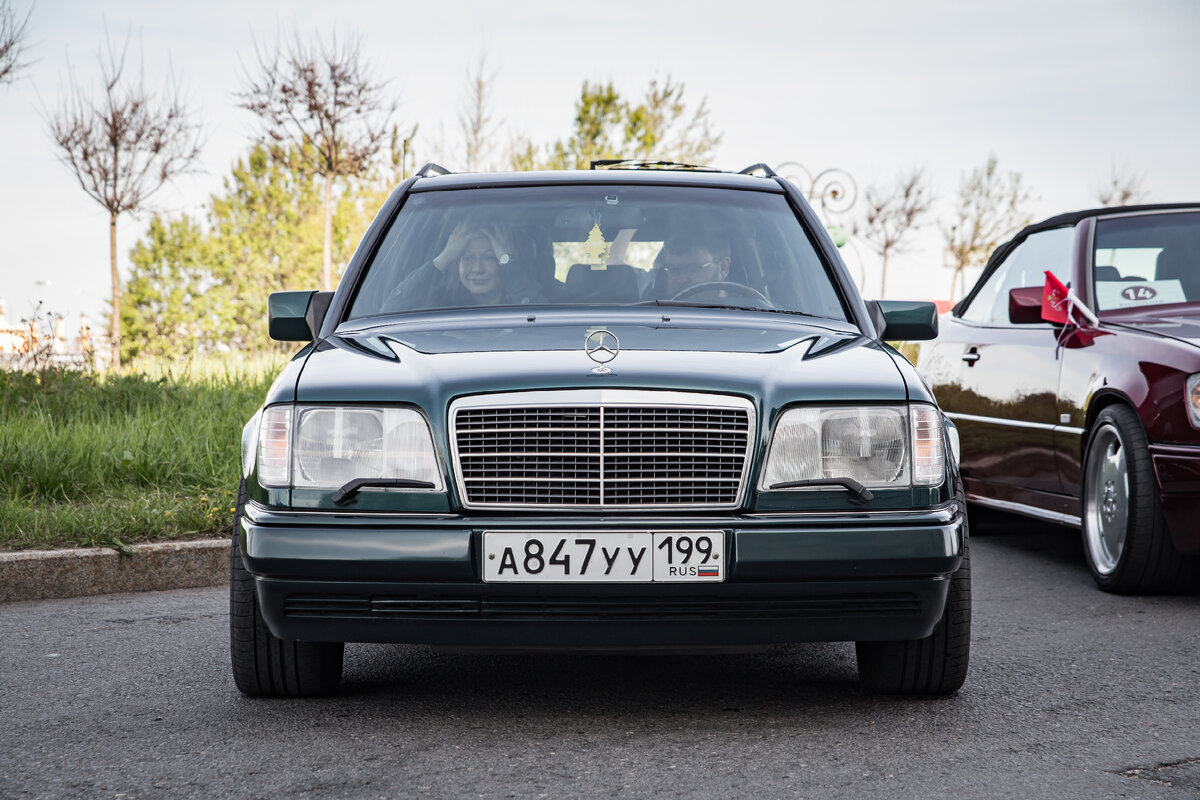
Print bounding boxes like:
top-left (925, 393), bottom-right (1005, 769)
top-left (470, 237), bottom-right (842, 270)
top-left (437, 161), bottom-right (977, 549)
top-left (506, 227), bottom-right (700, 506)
top-left (451, 391), bottom-right (754, 509)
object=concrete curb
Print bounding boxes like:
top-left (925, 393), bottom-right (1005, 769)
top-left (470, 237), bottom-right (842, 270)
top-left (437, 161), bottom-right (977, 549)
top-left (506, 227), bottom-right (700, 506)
top-left (0, 539), bottom-right (228, 603)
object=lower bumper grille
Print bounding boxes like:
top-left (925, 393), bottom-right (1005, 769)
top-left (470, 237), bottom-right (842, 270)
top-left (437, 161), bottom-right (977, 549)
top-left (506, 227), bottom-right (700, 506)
top-left (282, 592), bottom-right (923, 621)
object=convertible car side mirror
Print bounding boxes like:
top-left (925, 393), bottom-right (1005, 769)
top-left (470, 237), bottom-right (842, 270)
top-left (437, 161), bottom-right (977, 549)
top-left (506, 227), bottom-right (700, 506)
top-left (868, 300), bottom-right (939, 341)
top-left (268, 291), bottom-right (334, 341)
top-left (1008, 286), bottom-right (1046, 324)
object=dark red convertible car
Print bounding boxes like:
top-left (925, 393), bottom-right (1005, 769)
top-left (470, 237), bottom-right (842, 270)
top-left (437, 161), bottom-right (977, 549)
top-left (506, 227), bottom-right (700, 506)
top-left (915, 203), bottom-right (1200, 593)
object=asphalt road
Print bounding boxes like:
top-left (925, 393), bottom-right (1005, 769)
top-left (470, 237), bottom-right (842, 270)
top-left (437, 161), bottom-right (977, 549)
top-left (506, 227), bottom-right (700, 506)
top-left (2, 516), bottom-right (1198, 800)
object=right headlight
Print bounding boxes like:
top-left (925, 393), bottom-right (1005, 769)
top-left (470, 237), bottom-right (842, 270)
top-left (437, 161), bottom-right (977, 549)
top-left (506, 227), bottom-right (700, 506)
top-left (759, 404), bottom-right (945, 491)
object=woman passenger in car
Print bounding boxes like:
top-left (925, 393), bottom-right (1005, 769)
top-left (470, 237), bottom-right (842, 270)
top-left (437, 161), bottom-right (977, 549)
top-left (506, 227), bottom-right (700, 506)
top-left (395, 221), bottom-right (540, 308)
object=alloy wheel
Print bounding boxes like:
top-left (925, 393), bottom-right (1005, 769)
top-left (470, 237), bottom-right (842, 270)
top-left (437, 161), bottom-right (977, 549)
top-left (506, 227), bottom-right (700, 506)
top-left (1084, 423), bottom-right (1129, 575)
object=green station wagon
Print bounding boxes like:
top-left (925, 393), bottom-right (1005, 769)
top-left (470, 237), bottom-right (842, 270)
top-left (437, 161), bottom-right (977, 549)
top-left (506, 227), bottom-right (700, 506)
top-left (231, 162), bottom-right (969, 696)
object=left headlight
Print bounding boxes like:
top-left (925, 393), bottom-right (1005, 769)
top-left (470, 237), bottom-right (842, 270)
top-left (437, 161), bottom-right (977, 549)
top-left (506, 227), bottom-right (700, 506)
top-left (257, 404), bottom-right (443, 491)
top-left (759, 404), bottom-right (945, 491)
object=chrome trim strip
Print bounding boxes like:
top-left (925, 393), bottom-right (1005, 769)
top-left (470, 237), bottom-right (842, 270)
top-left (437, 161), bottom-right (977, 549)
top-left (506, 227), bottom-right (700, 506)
top-left (244, 499), bottom-right (456, 523)
top-left (946, 411), bottom-right (1084, 436)
top-left (246, 498), bottom-right (961, 526)
top-left (967, 494), bottom-right (1081, 528)
top-left (448, 389), bottom-right (757, 511)
top-left (747, 504), bottom-right (961, 524)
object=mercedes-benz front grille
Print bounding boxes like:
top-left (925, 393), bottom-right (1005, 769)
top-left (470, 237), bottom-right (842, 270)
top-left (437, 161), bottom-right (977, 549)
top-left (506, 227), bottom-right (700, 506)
top-left (450, 391), bottom-right (755, 510)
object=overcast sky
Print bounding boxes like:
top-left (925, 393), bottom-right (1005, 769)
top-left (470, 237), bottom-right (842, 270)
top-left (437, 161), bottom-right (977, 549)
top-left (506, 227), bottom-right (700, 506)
top-left (2, 0), bottom-right (1198, 332)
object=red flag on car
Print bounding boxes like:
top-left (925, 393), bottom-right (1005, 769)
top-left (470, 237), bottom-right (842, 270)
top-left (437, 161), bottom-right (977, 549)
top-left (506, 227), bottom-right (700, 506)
top-left (1041, 271), bottom-right (1070, 324)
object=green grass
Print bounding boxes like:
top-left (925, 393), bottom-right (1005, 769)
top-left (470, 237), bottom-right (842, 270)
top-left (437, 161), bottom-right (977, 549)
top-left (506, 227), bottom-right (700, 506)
top-left (0, 356), bottom-right (281, 551)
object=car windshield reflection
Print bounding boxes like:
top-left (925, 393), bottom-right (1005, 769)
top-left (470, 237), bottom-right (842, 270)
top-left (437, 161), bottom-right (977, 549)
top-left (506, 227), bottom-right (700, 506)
top-left (347, 185), bottom-right (848, 322)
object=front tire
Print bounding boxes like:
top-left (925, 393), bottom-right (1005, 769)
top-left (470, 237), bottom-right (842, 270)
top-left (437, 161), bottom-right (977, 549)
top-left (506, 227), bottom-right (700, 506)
top-left (1082, 405), bottom-right (1191, 594)
top-left (230, 480), bottom-right (344, 697)
top-left (856, 542), bottom-right (971, 695)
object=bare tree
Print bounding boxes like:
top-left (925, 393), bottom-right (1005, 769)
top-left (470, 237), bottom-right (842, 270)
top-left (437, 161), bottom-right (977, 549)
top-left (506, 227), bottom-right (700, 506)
top-left (459, 56), bottom-right (497, 171)
top-left (943, 155), bottom-right (1033, 300)
top-left (0, 0), bottom-right (32, 85)
top-left (1098, 162), bottom-right (1149, 207)
top-left (855, 167), bottom-right (934, 299)
top-left (239, 31), bottom-right (395, 291)
top-left (47, 31), bottom-right (202, 369)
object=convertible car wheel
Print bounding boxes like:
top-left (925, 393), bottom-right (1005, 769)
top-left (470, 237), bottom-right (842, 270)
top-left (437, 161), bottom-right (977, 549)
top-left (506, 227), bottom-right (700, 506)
top-left (855, 542), bottom-right (971, 695)
top-left (1082, 406), bottom-right (1191, 594)
top-left (230, 480), bottom-right (344, 697)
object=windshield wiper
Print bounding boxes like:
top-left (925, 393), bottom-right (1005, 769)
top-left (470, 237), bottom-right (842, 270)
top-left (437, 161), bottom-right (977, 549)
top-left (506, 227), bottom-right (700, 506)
top-left (632, 299), bottom-right (763, 312)
top-left (332, 478), bottom-right (437, 506)
top-left (768, 477), bottom-right (874, 505)
top-left (631, 299), bottom-right (824, 318)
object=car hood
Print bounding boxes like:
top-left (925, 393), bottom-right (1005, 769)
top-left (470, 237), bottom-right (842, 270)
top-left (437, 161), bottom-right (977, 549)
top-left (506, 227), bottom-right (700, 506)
top-left (288, 309), bottom-right (912, 416)
top-left (1108, 307), bottom-right (1200, 348)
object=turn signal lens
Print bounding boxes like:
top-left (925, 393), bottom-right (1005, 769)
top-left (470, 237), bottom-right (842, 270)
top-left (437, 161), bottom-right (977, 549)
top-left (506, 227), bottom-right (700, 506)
top-left (257, 405), bottom-right (292, 487)
top-left (910, 404), bottom-right (945, 486)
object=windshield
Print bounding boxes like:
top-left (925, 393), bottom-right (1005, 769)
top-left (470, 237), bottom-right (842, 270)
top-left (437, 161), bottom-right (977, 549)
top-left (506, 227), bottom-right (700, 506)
top-left (1094, 211), bottom-right (1200, 311)
top-left (346, 184), bottom-right (849, 321)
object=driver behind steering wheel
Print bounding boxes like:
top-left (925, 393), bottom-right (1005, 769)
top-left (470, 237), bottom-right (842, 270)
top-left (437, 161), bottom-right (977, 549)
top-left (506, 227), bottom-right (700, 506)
top-left (648, 227), bottom-right (731, 300)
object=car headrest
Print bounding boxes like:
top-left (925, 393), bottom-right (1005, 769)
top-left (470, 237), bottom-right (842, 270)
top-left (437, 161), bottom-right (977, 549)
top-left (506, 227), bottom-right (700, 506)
top-left (1155, 248), bottom-right (1199, 300)
top-left (513, 225), bottom-right (558, 288)
top-left (1155, 248), bottom-right (1191, 281)
top-left (564, 263), bottom-right (642, 303)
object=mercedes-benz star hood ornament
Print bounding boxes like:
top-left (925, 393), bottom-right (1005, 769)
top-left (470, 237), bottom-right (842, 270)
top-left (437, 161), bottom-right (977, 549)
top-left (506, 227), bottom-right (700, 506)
top-left (585, 329), bottom-right (619, 374)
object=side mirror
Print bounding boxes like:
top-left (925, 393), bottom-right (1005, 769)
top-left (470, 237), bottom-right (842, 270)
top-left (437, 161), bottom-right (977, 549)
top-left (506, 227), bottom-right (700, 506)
top-left (268, 291), bottom-right (334, 341)
top-left (1008, 286), bottom-right (1045, 324)
top-left (868, 300), bottom-right (939, 341)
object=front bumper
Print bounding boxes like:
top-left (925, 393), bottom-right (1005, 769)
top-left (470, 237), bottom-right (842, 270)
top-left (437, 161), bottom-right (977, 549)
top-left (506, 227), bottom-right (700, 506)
top-left (240, 502), bottom-right (966, 647)
top-left (1150, 443), bottom-right (1200, 554)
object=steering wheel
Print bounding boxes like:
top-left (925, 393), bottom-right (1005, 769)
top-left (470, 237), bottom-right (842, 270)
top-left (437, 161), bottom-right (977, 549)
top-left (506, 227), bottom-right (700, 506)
top-left (670, 281), bottom-right (774, 309)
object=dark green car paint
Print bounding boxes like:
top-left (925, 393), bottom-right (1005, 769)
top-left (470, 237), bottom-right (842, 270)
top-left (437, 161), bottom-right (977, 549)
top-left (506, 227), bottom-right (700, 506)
top-left (240, 169), bottom-right (960, 651)
top-left (239, 502), bottom-right (963, 646)
top-left (267, 291), bottom-right (318, 342)
top-left (248, 308), bottom-right (940, 514)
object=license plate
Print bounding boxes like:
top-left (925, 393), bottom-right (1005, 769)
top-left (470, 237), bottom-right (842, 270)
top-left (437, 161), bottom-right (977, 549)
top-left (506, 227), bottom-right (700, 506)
top-left (482, 531), bottom-right (724, 583)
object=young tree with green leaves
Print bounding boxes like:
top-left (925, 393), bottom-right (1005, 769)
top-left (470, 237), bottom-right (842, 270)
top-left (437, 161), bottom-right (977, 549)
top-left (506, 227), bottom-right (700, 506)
top-left (512, 77), bottom-right (721, 170)
top-left (121, 215), bottom-right (217, 361)
top-left (120, 145), bottom-right (377, 359)
top-left (205, 146), bottom-right (327, 351)
top-left (623, 77), bottom-right (721, 164)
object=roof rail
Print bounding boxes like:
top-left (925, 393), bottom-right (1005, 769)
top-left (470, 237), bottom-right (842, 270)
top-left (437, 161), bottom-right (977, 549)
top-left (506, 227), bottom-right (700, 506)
top-left (415, 162), bottom-right (453, 177)
top-left (738, 163), bottom-right (778, 178)
top-left (590, 159), bottom-right (720, 172)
